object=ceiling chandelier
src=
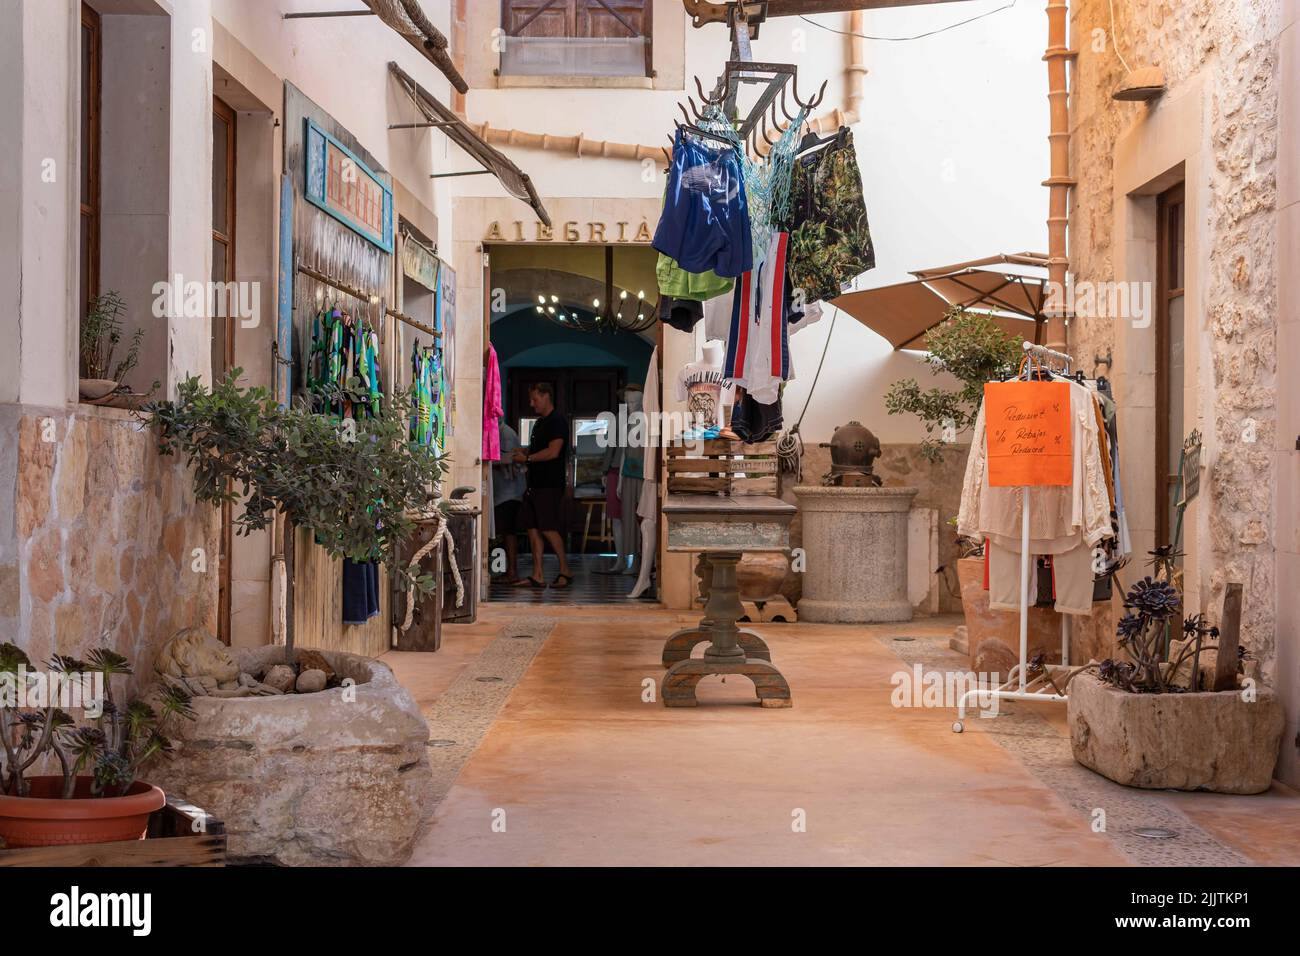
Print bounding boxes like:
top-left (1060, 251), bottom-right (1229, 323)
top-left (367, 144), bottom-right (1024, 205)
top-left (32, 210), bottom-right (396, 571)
top-left (532, 286), bottom-right (654, 333)
top-left (529, 246), bottom-right (656, 334)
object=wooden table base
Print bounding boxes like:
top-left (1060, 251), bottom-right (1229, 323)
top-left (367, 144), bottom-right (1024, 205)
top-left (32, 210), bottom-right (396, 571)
top-left (660, 551), bottom-right (791, 708)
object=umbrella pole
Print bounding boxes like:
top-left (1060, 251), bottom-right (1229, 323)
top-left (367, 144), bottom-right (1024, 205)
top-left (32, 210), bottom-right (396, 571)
top-left (1044, 0), bottom-right (1076, 352)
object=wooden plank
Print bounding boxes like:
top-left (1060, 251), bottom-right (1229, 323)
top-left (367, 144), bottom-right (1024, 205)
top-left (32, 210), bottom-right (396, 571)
top-left (668, 475), bottom-right (729, 494)
top-left (731, 476), bottom-right (778, 496)
top-left (666, 440), bottom-right (776, 456)
top-left (666, 457), bottom-right (778, 474)
top-left (0, 833), bottom-right (226, 867)
top-left (1212, 582), bottom-right (1243, 691)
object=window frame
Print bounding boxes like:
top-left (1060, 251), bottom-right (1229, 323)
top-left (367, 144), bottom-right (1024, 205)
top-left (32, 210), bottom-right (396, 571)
top-left (498, 0), bottom-right (654, 80)
top-left (79, 1), bottom-right (102, 324)
top-left (1155, 181), bottom-right (1186, 553)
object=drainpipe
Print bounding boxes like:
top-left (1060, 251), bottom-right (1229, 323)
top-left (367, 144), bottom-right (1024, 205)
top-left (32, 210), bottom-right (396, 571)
top-left (1043, 0), bottom-right (1075, 351)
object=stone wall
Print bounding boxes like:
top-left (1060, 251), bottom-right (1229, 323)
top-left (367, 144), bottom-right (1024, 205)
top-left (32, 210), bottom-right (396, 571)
top-left (0, 404), bottom-right (217, 692)
top-left (1068, 2), bottom-right (1282, 678)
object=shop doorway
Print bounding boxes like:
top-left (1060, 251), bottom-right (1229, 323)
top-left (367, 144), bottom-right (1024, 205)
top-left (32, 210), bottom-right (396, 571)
top-left (485, 242), bottom-right (657, 603)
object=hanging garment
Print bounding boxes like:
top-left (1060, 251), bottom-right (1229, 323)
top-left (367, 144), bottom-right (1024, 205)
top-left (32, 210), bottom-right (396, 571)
top-left (483, 344), bottom-right (502, 461)
top-left (676, 363), bottom-right (727, 430)
top-left (957, 378), bottom-right (1112, 555)
top-left (629, 346), bottom-right (661, 599)
top-left (653, 128), bottom-right (752, 278)
top-left (785, 127), bottom-right (876, 304)
top-left (342, 558), bottom-right (381, 625)
top-left (987, 537), bottom-right (1096, 617)
top-left (656, 252), bottom-right (733, 300)
top-left (728, 386), bottom-right (784, 443)
top-left (724, 230), bottom-right (794, 405)
top-left (657, 294), bottom-right (705, 333)
top-left (409, 343), bottom-right (441, 449)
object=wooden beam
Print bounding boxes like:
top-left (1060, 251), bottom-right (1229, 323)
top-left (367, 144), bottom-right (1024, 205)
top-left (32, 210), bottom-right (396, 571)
top-left (683, 0), bottom-right (977, 27)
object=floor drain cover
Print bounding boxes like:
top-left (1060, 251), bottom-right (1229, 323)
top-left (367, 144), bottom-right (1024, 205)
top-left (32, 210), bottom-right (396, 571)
top-left (1132, 827), bottom-right (1178, 840)
top-left (475, 676), bottom-right (504, 682)
top-left (893, 636), bottom-right (916, 642)
top-left (426, 739), bottom-right (456, 748)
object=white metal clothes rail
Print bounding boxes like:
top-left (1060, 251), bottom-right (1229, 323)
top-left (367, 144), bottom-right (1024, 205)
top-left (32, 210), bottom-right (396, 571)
top-left (954, 340), bottom-right (1074, 732)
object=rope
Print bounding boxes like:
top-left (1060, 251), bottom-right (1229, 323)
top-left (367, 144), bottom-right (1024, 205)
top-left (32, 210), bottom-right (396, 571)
top-left (398, 508), bottom-right (464, 633)
top-left (775, 307), bottom-right (839, 480)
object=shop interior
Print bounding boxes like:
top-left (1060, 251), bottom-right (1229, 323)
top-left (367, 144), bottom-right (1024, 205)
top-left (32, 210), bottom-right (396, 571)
top-left (484, 242), bottom-right (660, 603)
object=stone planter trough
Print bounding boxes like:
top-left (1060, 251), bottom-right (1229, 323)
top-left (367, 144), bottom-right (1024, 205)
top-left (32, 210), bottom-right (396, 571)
top-left (147, 646), bottom-right (433, 865)
top-left (1068, 672), bottom-right (1285, 794)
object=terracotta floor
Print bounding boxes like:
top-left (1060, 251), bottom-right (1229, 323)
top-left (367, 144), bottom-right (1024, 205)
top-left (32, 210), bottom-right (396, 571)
top-left (384, 605), bottom-right (1300, 867)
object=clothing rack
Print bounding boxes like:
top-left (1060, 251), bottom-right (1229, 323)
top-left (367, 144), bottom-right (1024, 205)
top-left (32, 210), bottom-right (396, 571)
top-left (954, 340), bottom-right (1075, 731)
top-left (296, 258), bottom-right (381, 306)
top-left (386, 307), bottom-right (440, 340)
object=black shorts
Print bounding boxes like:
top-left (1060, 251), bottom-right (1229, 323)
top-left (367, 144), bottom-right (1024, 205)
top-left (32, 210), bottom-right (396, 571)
top-left (494, 498), bottom-right (522, 536)
top-left (518, 487), bottom-right (568, 534)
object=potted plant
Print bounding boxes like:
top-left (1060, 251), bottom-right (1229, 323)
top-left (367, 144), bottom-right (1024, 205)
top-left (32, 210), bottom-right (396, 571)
top-left (145, 370), bottom-right (446, 658)
top-left (0, 644), bottom-right (194, 848)
top-left (1067, 578), bottom-right (1285, 793)
top-left (883, 306), bottom-right (1023, 461)
top-left (79, 290), bottom-right (145, 401)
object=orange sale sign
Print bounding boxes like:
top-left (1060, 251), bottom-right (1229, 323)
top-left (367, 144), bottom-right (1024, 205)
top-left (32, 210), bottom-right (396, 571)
top-left (983, 381), bottom-right (1072, 487)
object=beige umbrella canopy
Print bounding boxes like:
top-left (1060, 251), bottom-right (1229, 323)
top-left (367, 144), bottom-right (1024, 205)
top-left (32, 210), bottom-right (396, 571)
top-left (831, 252), bottom-right (1050, 350)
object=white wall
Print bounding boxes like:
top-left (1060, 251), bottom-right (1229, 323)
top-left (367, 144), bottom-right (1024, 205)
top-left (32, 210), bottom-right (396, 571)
top-left (210, 0), bottom-right (456, 247)
top-left (455, 1), bottom-right (1047, 443)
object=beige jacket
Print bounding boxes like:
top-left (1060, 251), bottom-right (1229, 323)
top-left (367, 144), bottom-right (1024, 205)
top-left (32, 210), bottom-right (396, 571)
top-left (957, 380), bottom-right (1112, 554)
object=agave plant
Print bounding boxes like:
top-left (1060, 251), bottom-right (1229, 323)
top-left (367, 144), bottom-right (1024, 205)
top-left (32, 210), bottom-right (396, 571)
top-left (0, 642), bottom-right (193, 798)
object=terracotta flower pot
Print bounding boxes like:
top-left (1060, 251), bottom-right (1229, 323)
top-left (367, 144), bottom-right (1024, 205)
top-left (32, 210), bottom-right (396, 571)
top-left (78, 378), bottom-right (119, 401)
top-left (0, 776), bottom-right (165, 848)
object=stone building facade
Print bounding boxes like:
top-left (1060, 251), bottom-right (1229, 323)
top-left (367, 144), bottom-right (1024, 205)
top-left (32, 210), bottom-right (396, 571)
top-left (1067, 0), bottom-right (1299, 786)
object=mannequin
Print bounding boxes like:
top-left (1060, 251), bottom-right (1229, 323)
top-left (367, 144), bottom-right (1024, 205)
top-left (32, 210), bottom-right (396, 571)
top-left (676, 339), bottom-right (727, 431)
top-left (616, 385), bottom-right (645, 574)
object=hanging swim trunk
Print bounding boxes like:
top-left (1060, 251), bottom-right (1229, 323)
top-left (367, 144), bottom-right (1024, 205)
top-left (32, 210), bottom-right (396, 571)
top-left (724, 230), bottom-right (793, 406)
top-left (657, 294), bottom-right (704, 333)
top-left (785, 127), bottom-right (876, 304)
top-left (656, 252), bottom-right (734, 300)
top-left (653, 128), bottom-right (752, 278)
top-left (729, 388), bottom-right (784, 444)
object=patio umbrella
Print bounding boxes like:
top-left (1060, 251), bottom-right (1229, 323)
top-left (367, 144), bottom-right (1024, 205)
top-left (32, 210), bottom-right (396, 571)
top-left (830, 252), bottom-right (1051, 350)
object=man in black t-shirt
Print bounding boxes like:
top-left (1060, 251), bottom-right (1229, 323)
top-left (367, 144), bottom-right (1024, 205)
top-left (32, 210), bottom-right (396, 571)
top-left (512, 382), bottom-right (573, 589)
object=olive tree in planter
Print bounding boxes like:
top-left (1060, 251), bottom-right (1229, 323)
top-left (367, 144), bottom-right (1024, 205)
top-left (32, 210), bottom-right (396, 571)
top-left (1067, 578), bottom-right (1284, 794)
top-left (146, 370), bottom-right (446, 657)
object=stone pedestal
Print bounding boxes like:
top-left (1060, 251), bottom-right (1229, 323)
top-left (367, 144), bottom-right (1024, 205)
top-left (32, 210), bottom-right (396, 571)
top-left (792, 485), bottom-right (918, 623)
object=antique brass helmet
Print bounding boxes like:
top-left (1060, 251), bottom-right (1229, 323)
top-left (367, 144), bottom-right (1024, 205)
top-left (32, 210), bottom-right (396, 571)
top-left (820, 421), bottom-right (882, 487)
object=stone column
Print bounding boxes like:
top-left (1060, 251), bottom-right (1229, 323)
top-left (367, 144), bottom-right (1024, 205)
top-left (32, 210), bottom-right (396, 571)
top-left (793, 485), bottom-right (918, 623)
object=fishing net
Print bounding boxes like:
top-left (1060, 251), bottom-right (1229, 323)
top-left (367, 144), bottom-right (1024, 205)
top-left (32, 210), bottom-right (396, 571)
top-left (698, 102), bottom-right (807, 264)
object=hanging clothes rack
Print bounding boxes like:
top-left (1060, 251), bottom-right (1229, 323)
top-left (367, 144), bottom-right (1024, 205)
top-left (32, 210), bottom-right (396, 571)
top-left (954, 340), bottom-right (1078, 732)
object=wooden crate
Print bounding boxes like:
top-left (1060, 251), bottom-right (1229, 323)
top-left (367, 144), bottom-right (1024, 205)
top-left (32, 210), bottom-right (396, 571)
top-left (665, 440), bottom-right (779, 496)
top-left (0, 794), bottom-right (226, 867)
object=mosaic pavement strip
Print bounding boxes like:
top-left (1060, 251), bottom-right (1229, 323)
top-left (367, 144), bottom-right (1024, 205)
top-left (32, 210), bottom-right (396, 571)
top-left (420, 617), bottom-right (557, 812)
top-left (878, 634), bottom-right (1253, 866)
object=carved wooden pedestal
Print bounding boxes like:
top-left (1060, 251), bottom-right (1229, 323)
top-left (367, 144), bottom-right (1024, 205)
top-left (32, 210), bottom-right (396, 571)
top-left (662, 554), bottom-right (771, 665)
top-left (659, 494), bottom-right (795, 709)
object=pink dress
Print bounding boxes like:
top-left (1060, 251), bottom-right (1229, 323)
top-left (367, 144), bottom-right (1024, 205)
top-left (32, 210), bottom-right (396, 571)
top-left (483, 345), bottom-right (502, 461)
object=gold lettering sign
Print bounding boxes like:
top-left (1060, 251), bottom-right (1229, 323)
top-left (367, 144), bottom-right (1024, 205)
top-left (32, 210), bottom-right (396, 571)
top-left (482, 219), bottom-right (652, 242)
